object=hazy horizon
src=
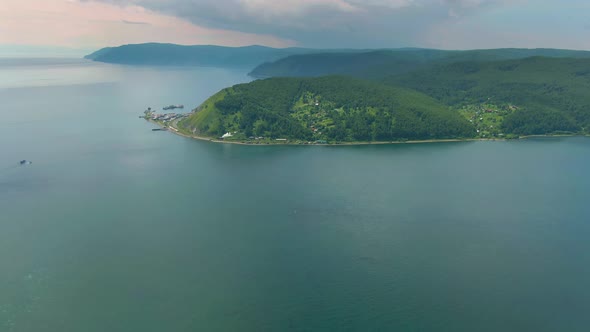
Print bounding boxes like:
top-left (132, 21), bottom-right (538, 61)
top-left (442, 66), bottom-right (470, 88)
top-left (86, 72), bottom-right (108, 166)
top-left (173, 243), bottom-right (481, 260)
top-left (6, 43), bottom-right (590, 60)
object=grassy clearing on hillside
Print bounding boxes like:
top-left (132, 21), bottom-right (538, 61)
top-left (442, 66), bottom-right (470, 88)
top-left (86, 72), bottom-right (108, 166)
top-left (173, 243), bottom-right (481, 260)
top-left (457, 103), bottom-right (517, 138)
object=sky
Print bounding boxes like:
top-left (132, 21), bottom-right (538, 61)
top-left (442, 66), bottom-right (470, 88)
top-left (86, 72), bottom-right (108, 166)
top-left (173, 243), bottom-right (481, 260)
top-left (1, 0), bottom-right (590, 56)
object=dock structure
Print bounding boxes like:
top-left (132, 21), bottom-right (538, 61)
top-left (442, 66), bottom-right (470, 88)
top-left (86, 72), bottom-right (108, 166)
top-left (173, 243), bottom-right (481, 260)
top-left (145, 110), bottom-right (188, 122)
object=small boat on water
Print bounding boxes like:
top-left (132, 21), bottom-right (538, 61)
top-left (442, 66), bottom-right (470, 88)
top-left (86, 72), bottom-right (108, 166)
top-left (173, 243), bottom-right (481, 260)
top-left (19, 160), bottom-right (32, 165)
top-left (163, 105), bottom-right (184, 111)
top-left (152, 128), bottom-right (168, 131)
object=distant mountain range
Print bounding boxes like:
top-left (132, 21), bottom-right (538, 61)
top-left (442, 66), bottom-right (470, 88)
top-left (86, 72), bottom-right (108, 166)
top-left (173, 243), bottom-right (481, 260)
top-left (86, 43), bottom-right (590, 75)
top-left (249, 48), bottom-right (590, 78)
top-left (84, 43), bottom-right (358, 67)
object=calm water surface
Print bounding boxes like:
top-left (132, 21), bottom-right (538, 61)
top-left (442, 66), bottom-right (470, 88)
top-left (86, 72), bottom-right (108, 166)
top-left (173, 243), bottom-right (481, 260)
top-left (1, 59), bottom-right (589, 332)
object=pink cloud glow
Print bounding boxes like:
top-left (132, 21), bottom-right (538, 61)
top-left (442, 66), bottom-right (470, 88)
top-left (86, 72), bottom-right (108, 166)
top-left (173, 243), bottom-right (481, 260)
top-left (0, 0), bottom-right (294, 48)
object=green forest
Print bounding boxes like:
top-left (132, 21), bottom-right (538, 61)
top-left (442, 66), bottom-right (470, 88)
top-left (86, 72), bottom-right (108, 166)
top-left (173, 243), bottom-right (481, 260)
top-left (179, 76), bottom-right (475, 142)
top-left (387, 57), bottom-right (590, 135)
top-left (249, 48), bottom-right (590, 79)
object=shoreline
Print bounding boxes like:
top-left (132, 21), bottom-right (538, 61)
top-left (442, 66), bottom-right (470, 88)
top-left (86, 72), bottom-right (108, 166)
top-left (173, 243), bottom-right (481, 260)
top-left (146, 118), bottom-right (512, 146)
top-left (145, 118), bottom-right (589, 147)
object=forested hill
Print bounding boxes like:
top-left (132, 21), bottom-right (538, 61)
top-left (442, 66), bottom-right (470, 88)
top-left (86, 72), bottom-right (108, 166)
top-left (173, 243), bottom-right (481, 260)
top-left (249, 48), bottom-right (590, 78)
top-left (387, 57), bottom-right (590, 135)
top-left (85, 43), bottom-right (320, 67)
top-left (178, 76), bottom-right (476, 142)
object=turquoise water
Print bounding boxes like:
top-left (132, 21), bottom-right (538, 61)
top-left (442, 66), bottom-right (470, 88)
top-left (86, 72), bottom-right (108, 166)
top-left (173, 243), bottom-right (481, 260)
top-left (1, 59), bottom-right (589, 332)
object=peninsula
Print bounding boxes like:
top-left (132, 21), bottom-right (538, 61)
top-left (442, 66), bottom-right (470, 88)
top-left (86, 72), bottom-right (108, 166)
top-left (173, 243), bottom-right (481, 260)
top-left (138, 50), bottom-right (590, 145)
top-left (144, 76), bottom-right (475, 145)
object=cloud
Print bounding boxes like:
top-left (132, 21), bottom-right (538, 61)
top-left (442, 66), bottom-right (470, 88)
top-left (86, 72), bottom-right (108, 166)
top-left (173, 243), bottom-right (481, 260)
top-left (0, 0), bottom-right (294, 49)
top-left (82, 0), bottom-right (526, 48)
top-left (4, 0), bottom-right (590, 50)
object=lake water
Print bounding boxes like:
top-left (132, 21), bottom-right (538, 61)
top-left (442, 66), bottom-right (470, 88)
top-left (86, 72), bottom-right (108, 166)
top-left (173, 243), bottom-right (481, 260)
top-left (1, 59), bottom-right (589, 332)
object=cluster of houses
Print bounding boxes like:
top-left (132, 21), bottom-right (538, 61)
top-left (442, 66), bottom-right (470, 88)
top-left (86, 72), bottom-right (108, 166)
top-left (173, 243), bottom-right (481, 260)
top-left (144, 109), bottom-right (189, 122)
